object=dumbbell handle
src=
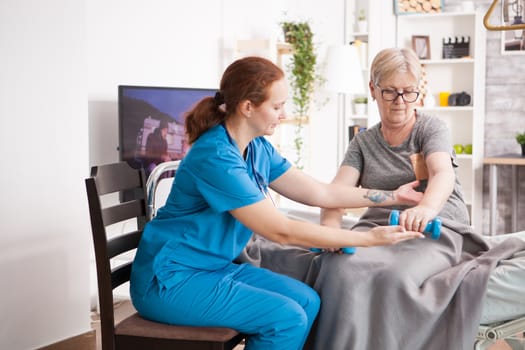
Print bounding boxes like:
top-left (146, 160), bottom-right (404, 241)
top-left (310, 246), bottom-right (356, 254)
top-left (389, 210), bottom-right (441, 240)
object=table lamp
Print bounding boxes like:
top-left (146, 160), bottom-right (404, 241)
top-left (323, 44), bottom-right (365, 165)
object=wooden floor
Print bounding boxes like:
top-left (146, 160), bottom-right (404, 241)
top-left (89, 299), bottom-right (517, 350)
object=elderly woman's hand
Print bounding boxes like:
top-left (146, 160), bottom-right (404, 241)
top-left (399, 205), bottom-right (439, 232)
top-left (394, 180), bottom-right (423, 206)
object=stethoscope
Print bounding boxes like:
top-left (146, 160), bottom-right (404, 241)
top-left (249, 142), bottom-right (266, 194)
top-left (249, 142), bottom-right (276, 206)
top-left (223, 124), bottom-right (275, 205)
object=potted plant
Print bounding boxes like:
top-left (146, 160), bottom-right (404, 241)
top-left (280, 20), bottom-right (318, 169)
top-left (356, 9), bottom-right (367, 33)
top-left (281, 22), bottom-right (298, 44)
top-left (516, 131), bottom-right (525, 156)
top-left (353, 96), bottom-right (368, 115)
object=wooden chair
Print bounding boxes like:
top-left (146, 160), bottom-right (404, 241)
top-left (85, 161), bottom-right (245, 350)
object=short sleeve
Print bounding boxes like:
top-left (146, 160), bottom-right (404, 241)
top-left (342, 133), bottom-right (366, 173)
top-left (262, 138), bottom-right (292, 183)
top-left (194, 151), bottom-right (264, 213)
top-left (417, 115), bottom-right (452, 156)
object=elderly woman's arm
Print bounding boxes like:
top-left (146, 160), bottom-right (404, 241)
top-left (401, 151), bottom-right (455, 232)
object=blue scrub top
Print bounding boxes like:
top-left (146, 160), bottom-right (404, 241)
top-left (131, 124), bottom-right (291, 290)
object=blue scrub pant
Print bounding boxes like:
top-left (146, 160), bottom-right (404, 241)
top-left (131, 262), bottom-right (320, 350)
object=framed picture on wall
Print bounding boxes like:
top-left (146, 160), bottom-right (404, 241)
top-left (412, 35), bottom-right (431, 59)
top-left (500, 0), bottom-right (525, 54)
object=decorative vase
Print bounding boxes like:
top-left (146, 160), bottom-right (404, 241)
top-left (354, 103), bottom-right (367, 115)
top-left (282, 23), bottom-right (298, 44)
top-left (357, 20), bottom-right (368, 33)
top-left (521, 143), bottom-right (525, 157)
top-left (424, 90), bottom-right (436, 107)
top-left (283, 29), bottom-right (295, 44)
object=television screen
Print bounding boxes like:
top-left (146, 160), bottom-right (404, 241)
top-left (118, 85), bottom-right (216, 178)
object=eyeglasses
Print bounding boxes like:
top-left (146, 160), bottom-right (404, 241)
top-left (376, 84), bottom-right (420, 103)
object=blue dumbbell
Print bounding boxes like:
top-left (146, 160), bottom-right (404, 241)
top-left (310, 245), bottom-right (356, 254)
top-left (388, 210), bottom-right (441, 240)
top-left (341, 246), bottom-right (356, 254)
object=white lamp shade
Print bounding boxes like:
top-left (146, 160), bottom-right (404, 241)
top-left (323, 45), bottom-right (365, 94)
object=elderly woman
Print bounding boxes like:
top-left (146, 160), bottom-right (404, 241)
top-left (314, 47), bottom-right (525, 350)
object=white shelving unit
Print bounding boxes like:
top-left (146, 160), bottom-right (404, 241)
top-left (345, 0), bottom-right (372, 135)
top-left (396, 11), bottom-right (486, 231)
top-left (342, 0), bottom-right (396, 153)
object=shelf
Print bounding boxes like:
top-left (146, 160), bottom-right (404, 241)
top-left (277, 42), bottom-right (293, 55)
top-left (349, 31), bottom-right (368, 39)
top-left (397, 12), bottom-right (477, 62)
top-left (397, 11), bottom-right (477, 19)
top-left (420, 58), bottom-right (474, 65)
top-left (280, 116), bottom-right (310, 125)
top-left (418, 106), bottom-right (474, 112)
top-left (456, 154), bottom-right (473, 160)
top-left (396, 10), bottom-right (486, 231)
top-left (348, 114), bottom-right (368, 120)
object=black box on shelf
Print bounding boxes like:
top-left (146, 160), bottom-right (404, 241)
top-left (442, 36), bottom-right (470, 59)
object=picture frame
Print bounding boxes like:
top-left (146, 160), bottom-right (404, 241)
top-left (500, 0), bottom-right (525, 55)
top-left (412, 35), bottom-right (431, 59)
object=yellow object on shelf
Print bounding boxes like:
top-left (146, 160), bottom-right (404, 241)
top-left (439, 92), bottom-right (450, 106)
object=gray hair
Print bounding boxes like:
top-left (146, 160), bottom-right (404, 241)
top-left (370, 48), bottom-right (421, 86)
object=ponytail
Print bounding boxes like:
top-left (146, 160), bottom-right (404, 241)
top-left (185, 95), bottom-right (226, 145)
top-left (185, 56), bottom-right (284, 144)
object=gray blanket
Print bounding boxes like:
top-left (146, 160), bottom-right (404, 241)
top-left (237, 208), bottom-right (525, 350)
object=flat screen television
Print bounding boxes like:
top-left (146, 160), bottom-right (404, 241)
top-left (118, 85), bottom-right (216, 179)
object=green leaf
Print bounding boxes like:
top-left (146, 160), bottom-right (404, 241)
top-left (279, 20), bottom-right (319, 168)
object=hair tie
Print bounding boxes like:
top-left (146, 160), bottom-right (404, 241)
top-left (214, 91), bottom-right (225, 105)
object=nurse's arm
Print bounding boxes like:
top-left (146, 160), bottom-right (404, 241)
top-left (319, 165), bottom-right (361, 228)
top-left (269, 166), bottom-right (421, 209)
top-left (230, 199), bottom-right (423, 249)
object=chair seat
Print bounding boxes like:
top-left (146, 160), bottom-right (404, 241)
top-left (115, 312), bottom-right (241, 342)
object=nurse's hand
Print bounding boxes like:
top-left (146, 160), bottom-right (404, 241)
top-left (394, 180), bottom-right (423, 206)
top-left (367, 225), bottom-right (424, 246)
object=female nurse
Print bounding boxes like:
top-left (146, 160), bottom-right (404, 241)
top-left (130, 56), bottom-right (424, 350)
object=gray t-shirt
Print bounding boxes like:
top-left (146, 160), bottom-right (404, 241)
top-left (342, 112), bottom-right (469, 224)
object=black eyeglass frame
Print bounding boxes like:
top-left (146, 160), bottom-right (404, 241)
top-left (376, 84), bottom-right (420, 103)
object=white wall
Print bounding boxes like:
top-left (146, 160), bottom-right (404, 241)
top-left (0, 0), bottom-right (346, 347)
top-left (88, 0), bottom-right (222, 167)
top-left (86, 0), bottom-right (345, 298)
top-left (87, 0), bottom-right (344, 181)
top-left (0, 0), bottom-right (91, 349)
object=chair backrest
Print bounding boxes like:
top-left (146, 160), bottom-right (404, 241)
top-left (85, 162), bottom-right (148, 350)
